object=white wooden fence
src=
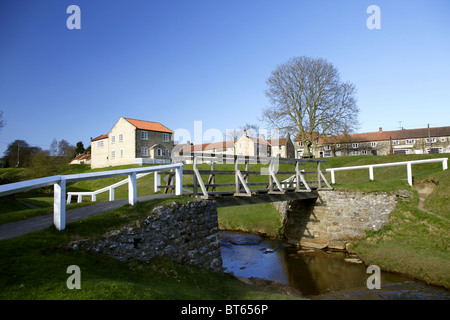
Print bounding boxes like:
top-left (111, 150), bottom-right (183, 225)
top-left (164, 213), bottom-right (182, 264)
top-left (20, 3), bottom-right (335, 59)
top-left (0, 163), bottom-right (184, 231)
top-left (66, 172), bottom-right (154, 204)
top-left (326, 158), bottom-right (448, 186)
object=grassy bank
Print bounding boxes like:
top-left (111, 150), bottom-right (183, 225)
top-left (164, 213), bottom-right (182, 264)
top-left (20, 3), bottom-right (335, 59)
top-left (216, 154), bottom-right (450, 289)
top-left (218, 203), bottom-right (282, 238)
top-left (0, 196), bottom-right (299, 300)
top-left (348, 169), bottom-right (450, 288)
top-left (1, 154), bottom-right (449, 291)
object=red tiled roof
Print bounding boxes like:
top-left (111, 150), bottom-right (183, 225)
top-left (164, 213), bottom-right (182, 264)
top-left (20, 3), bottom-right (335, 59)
top-left (294, 132), bottom-right (320, 142)
top-left (248, 137), bottom-right (270, 145)
top-left (69, 153), bottom-right (91, 164)
top-left (124, 118), bottom-right (172, 133)
top-left (91, 134), bottom-right (108, 142)
top-left (317, 126), bottom-right (450, 145)
top-left (267, 138), bottom-right (288, 146)
top-left (181, 141), bottom-right (236, 153)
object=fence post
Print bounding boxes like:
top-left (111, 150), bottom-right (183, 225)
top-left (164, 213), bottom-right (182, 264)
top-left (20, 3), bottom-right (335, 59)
top-left (443, 158), bottom-right (448, 170)
top-left (330, 169), bottom-right (335, 184)
top-left (175, 165), bottom-right (183, 196)
top-left (369, 166), bottom-right (374, 181)
top-left (54, 176), bottom-right (66, 230)
top-left (407, 162), bottom-right (413, 186)
top-left (317, 162), bottom-right (322, 189)
top-left (128, 172), bottom-right (137, 205)
top-left (154, 171), bottom-right (161, 192)
top-left (109, 186), bottom-right (115, 201)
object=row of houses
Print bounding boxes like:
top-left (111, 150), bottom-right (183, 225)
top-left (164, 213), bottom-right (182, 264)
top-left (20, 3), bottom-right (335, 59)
top-left (298, 126), bottom-right (450, 158)
top-left (177, 130), bottom-right (295, 159)
top-left (81, 116), bottom-right (450, 169)
top-left (86, 117), bottom-right (296, 168)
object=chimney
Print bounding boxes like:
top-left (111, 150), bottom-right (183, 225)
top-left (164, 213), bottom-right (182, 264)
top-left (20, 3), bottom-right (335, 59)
top-left (379, 127), bottom-right (383, 132)
top-left (260, 133), bottom-right (265, 140)
top-left (243, 129), bottom-right (247, 137)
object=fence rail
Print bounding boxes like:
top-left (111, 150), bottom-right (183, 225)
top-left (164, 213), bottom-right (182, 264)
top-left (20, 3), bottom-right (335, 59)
top-left (171, 155), bottom-right (332, 199)
top-left (326, 158), bottom-right (448, 186)
top-left (0, 163), bottom-right (184, 231)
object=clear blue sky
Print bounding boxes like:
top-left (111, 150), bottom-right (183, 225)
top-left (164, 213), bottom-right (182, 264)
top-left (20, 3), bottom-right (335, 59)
top-left (0, 0), bottom-right (449, 154)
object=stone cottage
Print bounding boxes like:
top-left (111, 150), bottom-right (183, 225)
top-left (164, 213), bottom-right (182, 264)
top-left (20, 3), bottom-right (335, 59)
top-left (91, 117), bottom-right (174, 169)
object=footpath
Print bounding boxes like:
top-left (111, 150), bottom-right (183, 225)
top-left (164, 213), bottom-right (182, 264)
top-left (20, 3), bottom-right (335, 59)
top-left (0, 194), bottom-right (174, 241)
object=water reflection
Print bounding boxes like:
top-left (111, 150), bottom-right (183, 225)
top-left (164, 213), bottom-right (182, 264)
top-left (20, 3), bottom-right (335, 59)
top-left (220, 232), bottom-right (450, 300)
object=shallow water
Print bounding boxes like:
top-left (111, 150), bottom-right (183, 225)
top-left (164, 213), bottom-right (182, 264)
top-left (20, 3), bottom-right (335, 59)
top-left (220, 232), bottom-right (450, 300)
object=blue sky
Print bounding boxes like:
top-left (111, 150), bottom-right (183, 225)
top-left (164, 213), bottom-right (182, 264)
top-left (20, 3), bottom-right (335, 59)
top-left (0, 0), bottom-right (449, 154)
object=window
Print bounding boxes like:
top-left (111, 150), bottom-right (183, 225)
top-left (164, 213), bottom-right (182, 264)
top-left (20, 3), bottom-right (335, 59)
top-left (352, 151), bottom-right (360, 156)
top-left (428, 147), bottom-right (442, 154)
top-left (336, 144), bottom-right (340, 148)
top-left (165, 149), bottom-right (170, 156)
top-left (111, 151), bottom-right (115, 160)
top-left (97, 140), bottom-right (104, 149)
top-left (111, 135), bottom-right (115, 144)
top-left (352, 143), bottom-right (358, 148)
top-left (361, 150), bottom-right (368, 155)
top-left (141, 147), bottom-right (148, 156)
top-left (440, 137), bottom-right (446, 143)
top-left (163, 133), bottom-right (170, 142)
top-left (119, 134), bottom-right (123, 143)
top-left (425, 137), bottom-right (436, 143)
top-left (157, 148), bottom-right (162, 156)
top-left (391, 140), bottom-right (399, 145)
top-left (371, 142), bottom-right (377, 147)
top-left (335, 151), bottom-right (341, 157)
top-left (393, 149), bottom-right (409, 155)
top-left (324, 145), bottom-right (330, 150)
top-left (120, 149), bottom-right (123, 158)
top-left (323, 150), bottom-right (332, 157)
top-left (141, 131), bottom-right (148, 140)
top-left (298, 141), bottom-right (303, 147)
top-left (405, 139), bottom-right (415, 144)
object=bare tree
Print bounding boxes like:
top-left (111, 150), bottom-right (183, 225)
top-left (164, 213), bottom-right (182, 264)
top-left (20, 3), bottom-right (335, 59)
top-left (225, 123), bottom-right (260, 141)
top-left (262, 56), bottom-right (359, 157)
top-left (0, 111), bottom-right (4, 132)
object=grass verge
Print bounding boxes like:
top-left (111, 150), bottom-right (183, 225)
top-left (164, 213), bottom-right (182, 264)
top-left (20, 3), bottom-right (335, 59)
top-left (348, 170), bottom-right (450, 289)
top-left (0, 196), bottom-right (300, 300)
top-left (218, 203), bottom-right (282, 238)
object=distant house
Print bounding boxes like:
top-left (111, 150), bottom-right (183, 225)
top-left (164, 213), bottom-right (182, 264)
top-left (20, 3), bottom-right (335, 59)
top-left (69, 153), bottom-right (91, 165)
top-left (90, 117), bottom-right (174, 169)
top-left (294, 126), bottom-right (450, 158)
top-left (179, 130), bottom-right (293, 159)
top-left (268, 134), bottom-right (295, 158)
top-left (235, 130), bottom-right (270, 157)
top-left (179, 140), bottom-right (236, 157)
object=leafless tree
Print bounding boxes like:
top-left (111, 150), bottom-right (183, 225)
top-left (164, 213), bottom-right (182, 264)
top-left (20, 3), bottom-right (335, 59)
top-left (262, 56), bottom-right (359, 157)
top-left (0, 111), bottom-right (4, 132)
top-left (225, 123), bottom-right (260, 141)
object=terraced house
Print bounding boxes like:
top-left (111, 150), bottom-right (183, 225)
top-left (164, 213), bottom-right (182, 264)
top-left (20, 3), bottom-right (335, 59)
top-left (177, 130), bottom-right (295, 159)
top-left (90, 117), bottom-right (174, 169)
top-left (294, 126), bottom-right (450, 158)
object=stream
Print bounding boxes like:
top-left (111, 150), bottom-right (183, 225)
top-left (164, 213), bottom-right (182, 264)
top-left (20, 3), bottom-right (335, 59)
top-left (220, 232), bottom-right (450, 300)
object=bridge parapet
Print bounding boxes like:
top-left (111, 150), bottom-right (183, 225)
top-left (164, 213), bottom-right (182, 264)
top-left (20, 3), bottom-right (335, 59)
top-left (167, 154), bottom-right (332, 200)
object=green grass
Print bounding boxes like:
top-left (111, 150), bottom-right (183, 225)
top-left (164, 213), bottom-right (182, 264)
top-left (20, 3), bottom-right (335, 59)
top-left (218, 203), bottom-right (282, 238)
top-left (348, 177), bottom-right (450, 288)
top-left (1, 154), bottom-right (449, 290)
top-left (0, 196), bottom-right (299, 300)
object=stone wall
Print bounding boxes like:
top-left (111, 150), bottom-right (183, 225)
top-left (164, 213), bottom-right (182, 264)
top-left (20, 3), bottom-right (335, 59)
top-left (69, 200), bottom-right (223, 272)
top-left (276, 190), bottom-right (399, 249)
